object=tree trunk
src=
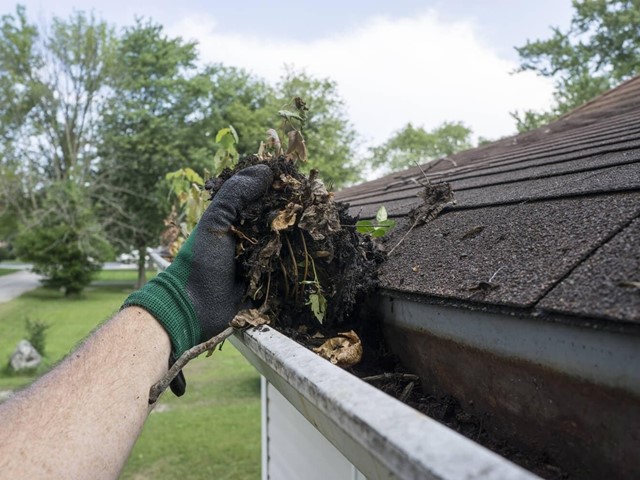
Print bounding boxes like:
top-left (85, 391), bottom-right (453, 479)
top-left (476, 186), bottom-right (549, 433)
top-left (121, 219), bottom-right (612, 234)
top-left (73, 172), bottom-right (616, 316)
top-left (136, 244), bottom-right (146, 289)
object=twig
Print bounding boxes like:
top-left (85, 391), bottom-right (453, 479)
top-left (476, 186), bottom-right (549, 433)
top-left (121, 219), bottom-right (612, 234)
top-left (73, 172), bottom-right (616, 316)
top-left (387, 218), bottom-right (419, 256)
top-left (284, 234), bottom-right (299, 299)
top-left (278, 258), bottom-right (290, 297)
top-left (362, 372), bottom-right (419, 383)
top-left (488, 266), bottom-right (504, 283)
top-left (261, 272), bottom-right (272, 311)
top-left (299, 229), bottom-right (309, 282)
top-left (399, 381), bottom-right (415, 403)
top-left (149, 326), bottom-right (235, 404)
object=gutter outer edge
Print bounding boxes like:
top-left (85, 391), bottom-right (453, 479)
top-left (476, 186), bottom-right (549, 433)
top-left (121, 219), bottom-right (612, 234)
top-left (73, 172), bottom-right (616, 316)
top-left (230, 327), bottom-right (539, 480)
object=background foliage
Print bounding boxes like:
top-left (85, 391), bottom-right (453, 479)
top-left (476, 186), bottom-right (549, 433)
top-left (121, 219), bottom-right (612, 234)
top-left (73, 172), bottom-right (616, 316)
top-left (1, 0), bottom-right (633, 287)
top-left (512, 0), bottom-right (640, 131)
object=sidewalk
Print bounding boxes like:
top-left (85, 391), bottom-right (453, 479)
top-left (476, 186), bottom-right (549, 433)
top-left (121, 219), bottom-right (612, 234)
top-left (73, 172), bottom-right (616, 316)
top-left (0, 270), bottom-right (43, 303)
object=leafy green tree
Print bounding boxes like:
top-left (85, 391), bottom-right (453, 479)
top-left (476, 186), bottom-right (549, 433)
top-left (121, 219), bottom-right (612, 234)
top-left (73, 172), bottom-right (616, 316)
top-left (97, 20), bottom-right (217, 287)
top-left (274, 68), bottom-right (359, 188)
top-left (368, 121), bottom-right (473, 172)
top-left (14, 181), bottom-right (112, 296)
top-left (0, 6), bottom-right (116, 185)
top-left (199, 64), bottom-right (276, 156)
top-left (0, 6), bottom-right (115, 283)
top-left (513, 0), bottom-right (640, 131)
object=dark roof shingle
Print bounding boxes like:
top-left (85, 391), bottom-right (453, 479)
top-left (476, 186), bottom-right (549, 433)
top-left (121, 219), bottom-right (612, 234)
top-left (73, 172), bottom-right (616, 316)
top-left (336, 77), bottom-right (640, 326)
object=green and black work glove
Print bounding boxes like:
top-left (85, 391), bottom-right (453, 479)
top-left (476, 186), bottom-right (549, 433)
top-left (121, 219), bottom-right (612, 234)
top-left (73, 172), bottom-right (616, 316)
top-left (123, 165), bottom-right (273, 396)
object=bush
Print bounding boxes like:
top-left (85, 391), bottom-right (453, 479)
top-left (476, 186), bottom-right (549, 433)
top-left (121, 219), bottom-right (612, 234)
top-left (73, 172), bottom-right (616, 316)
top-left (0, 244), bottom-right (15, 261)
top-left (25, 318), bottom-right (50, 356)
top-left (14, 182), bottom-right (113, 296)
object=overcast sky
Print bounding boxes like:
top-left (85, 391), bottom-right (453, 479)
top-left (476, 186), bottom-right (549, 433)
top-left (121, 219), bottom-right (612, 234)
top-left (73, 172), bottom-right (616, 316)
top-left (2, 1), bottom-right (574, 150)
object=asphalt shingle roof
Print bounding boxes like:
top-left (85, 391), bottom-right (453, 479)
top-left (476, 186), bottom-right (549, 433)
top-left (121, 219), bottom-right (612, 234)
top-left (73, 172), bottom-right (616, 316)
top-left (336, 77), bottom-right (640, 327)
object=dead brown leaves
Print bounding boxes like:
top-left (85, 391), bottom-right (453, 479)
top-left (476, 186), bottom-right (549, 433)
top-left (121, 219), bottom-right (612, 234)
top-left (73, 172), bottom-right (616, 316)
top-left (271, 202), bottom-right (303, 232)
top-left (313, 330), bottom-right (362, 368)
top-left (230, 309), bottom-right (271, 329)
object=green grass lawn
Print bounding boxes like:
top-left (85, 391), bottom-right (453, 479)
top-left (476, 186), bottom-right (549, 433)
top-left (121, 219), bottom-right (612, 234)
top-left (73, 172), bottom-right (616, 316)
top-left (0, 268), bottom-right (18, 277)
top-left (0, 269), bottom-right (261, 479)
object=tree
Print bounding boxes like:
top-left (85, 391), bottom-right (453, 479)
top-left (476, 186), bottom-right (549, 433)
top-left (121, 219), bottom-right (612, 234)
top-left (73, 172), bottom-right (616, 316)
top-left (97, 20), bottom-right (216, 287)
top-left (274, 68), bottom-right (359, 189)
top-left (14, 181), bottom-right (112, 296)
top-left (0, 6), bottom-right (116, 283)
top-left (368, 121), bottom-right (473, 172)
top-left (0, 6), bottom-right (115, 187)
top-left (513, 0), bottom-right (640, 131)
top-left (199, 64), bottom-right (276, 157)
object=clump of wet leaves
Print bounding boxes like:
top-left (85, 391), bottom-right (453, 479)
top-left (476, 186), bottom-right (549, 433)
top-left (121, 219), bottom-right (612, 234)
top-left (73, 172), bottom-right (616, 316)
top-left (205, 155), bottom-right (384, 331)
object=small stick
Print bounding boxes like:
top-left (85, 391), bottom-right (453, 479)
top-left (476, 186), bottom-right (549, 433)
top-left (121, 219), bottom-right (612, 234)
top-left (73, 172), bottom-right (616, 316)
top-left (299, 230), bottom-right (309, 282)
top-left (399, 381), bottom-right (415, 403)
top-left (387, 218), bottom-right (419, 256)
top-left (488, 266), bottom-right (504, 283)
top-left (362, 372), bottom-right (419, 383)
top-left (149, 326), bottom-right (235, 404)
top-left (278, 258), bottom-right (290, 297)
top-left (284, 234), bottom-right (299, 299)
top-left (261, 272), bottom-right (272, 311)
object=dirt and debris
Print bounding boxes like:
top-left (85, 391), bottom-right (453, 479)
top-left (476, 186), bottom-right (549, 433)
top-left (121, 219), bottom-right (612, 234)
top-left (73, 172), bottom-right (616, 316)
top-left (409, 181), bottom-right (455, 226)
top-left (206, 154), bottom-right (384, 337)
top-left (207, 154), bottom-right (565, 480)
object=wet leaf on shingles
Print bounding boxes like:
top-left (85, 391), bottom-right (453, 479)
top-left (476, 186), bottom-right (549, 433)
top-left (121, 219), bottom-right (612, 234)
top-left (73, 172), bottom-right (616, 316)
top-left (271, 202), bottom-right (303, 232)
top-left (230, 309), bottom-right (271, 329)
top-left (461, 225), bottom-right (485, 240)
top-left (313, 330), bottom-right (363, 368)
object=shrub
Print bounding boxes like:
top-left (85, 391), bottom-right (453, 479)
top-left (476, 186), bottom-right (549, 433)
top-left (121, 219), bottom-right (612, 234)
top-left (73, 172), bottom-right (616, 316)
top-left (25, 318), bottom-right (50, 356)
top-left (14, 182), bottom-right (113, 296)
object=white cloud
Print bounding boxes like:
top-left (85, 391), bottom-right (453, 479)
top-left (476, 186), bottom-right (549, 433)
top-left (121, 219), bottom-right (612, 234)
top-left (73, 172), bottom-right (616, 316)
top-left (168, 10), bottom-right (554, 149)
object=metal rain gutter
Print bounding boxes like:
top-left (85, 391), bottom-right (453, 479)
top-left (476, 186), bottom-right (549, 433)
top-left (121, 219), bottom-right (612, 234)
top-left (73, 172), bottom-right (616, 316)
top-left (378, 293), bottom-right (640, 479)
top-left (148, 248), bottom-right (537, 478)
top-left (229, 327), bottom-right (539, 480)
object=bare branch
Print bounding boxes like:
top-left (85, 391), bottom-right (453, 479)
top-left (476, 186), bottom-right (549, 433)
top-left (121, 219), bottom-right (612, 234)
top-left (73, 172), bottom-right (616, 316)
top-left (148, 327), bottom-right (235, 404)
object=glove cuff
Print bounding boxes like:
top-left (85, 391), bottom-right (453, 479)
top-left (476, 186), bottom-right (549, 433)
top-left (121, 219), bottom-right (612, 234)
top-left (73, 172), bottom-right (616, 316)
top-left (123, 269), bottom-right (201, 358)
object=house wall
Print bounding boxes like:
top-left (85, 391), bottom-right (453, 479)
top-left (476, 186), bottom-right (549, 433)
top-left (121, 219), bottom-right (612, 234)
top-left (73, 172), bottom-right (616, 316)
top-left (262, 377), bottom-right (366, 480)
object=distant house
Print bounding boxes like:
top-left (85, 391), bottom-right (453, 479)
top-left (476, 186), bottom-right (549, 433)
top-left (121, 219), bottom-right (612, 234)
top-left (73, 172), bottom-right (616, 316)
top-left (335, 76), bottom-right (640, 479)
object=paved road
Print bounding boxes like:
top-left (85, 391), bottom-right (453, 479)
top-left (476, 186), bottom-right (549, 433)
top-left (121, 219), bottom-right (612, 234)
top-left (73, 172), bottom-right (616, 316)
top-left (0, 270), bottom-right (43, 303)
top-left (0, 262), bottom-right (137, 271)
top-left (0, 262), bottom-right (139, 303)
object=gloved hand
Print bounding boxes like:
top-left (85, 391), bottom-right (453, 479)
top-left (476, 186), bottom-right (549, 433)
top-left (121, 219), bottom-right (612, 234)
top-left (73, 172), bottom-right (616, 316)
top-left (123, 164), bottom-right (273, 396)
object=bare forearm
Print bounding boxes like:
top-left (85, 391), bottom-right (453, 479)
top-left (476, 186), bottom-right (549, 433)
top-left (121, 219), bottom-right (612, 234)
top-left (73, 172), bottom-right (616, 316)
top-left (0, 307), bottom-right (170, 479)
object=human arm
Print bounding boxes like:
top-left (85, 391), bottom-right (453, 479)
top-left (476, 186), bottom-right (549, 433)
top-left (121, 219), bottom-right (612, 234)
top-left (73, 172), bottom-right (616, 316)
top-left (0, 164), bottom-right (273, 479)
top-left (0, 306), bottom-right (170, 479)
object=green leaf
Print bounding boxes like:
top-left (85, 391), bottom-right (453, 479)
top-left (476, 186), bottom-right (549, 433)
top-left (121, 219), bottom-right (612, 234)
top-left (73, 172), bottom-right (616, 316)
top-left (371, 228), bottom-right (387, 238)
top-left (218, 133), bottom-right (236, 150)
top-left (228, 124), bottom-right (239, 144)
top-left (182, 167), bottom-right (204, 185)
top-left (307, 292), bottom-right (327, 323)
top-left (278, 109), bottom-right (304, 122)
top-left (215, 127), bottom-right (231, 143)
top-left (355, 220), bottom-right (375, 234)
top-left (376, 205), bottom-right (388, 223)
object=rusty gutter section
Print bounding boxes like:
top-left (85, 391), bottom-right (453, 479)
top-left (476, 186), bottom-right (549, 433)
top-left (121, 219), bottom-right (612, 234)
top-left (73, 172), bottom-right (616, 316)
top-left (380, 295), bottom-right (640, 394)
top-left (230, 327), bottom-right (538, 480)
top-left (379, 294), bottom-right (640, 479)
